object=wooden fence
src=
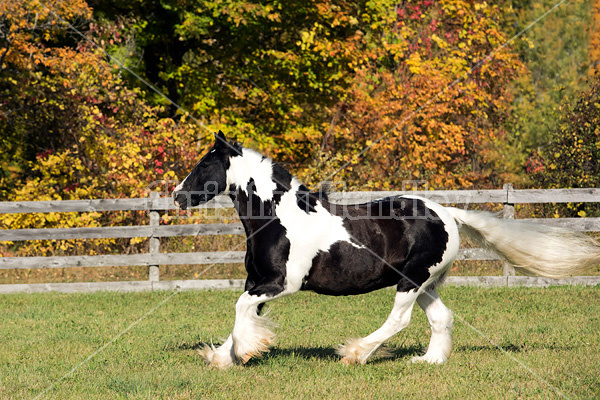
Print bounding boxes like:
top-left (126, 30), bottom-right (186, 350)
top-left (1, 185), bottom-right (599, 294)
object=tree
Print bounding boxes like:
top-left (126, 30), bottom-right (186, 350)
top-left (531, 75), bottom-right (600, 217)
top-left (301, 0), bottom-right (523, 189)
top-left (589, 0), bottom-right (600, 77)
top-left (498, 0), bottom-right (593, 183)
top-left (91, 0), bottom-right (523, 190)
top-left (0, 0), bottom-right (200, 256)
top-left (0, 0), bottom-right (92, 193)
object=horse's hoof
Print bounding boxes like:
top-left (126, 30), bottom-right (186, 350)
top-left (340, 356), bottom-right (357, 365)
top-left (410, 355), bottom-right (445, 364)
top-left (198, 345), bottom-right (234, 370)
top-left (238, 352), bottom-right (254, 365)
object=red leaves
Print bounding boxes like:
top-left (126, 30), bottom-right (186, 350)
top-left (526, 156), bottom-right (544, 174)
top-left (63, 182), bottom-right (80, 192)
top-left (35, 149), bottom-right (53, 159)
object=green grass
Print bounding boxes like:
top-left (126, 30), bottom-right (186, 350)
top-left (1, 286), bottom-right (598, 399)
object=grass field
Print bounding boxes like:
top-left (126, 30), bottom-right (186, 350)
top-left (1, 286), bottom-right (599, 399)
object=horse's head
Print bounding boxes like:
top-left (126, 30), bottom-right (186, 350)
top-left (173, 131), bottom-right (240, 209)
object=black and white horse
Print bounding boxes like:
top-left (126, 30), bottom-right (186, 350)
top-left (173, 132), bottom-right (599, 369)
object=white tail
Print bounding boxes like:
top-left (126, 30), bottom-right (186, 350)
top-left (446, 208), bottom-right (600, 278)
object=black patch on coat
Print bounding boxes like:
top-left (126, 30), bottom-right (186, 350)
top-left (302, 197), bottom-right (448, 295)
top-left (271, 163), bottom-right (293, 205)
top-left (173, 131), bottom-right (239, 209)
top-left (230, 184), bottom-right (290, 298)
top-left (295, 185), bottom-right (318, 213)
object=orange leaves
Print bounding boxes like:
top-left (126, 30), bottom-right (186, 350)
top-left (303, 0), bottom-right (523, 190)
top-left (0, 0), bottom-right (92, 72)
top-left (2, 0), bottom-right (533, 216)
top-left (589, 0), bottom-right (600, 77)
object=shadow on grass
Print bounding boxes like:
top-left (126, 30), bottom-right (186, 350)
top-left (167, 341), bottom-right (340, 360)
top-left (170, 340), bottom-right (566, 364)
top-left (456, 342), bottom-right (576, 353)
top-left (249, 345), bottom-right (425, 366)
top-left (370, 344), bottom-right (424, 364)
top-left (259, 346), bottom-right (338, 362)
top-left (170, 340), bottom-right (424, 365)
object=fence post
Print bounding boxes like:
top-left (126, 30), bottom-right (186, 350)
top-left (148, 192), bottom-right (160, 282)
top-left (502, 183), bottom-right (516, 277)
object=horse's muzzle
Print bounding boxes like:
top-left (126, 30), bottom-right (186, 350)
top-left (173, 191), bottom-right (188, 210)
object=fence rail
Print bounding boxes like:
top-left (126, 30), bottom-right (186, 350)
top-left (0, 186), bottom-right (599, 293)
top-left (2, 188), bottom-right (598, 214)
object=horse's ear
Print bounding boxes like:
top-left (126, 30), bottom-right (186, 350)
top-left (214, 131), bottom-right (228, 149)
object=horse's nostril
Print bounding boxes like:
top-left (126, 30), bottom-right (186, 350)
top-left (173, 192), bottom-right (187, 209)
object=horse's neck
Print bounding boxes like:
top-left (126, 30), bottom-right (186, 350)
top-left (228, 184), bottom-right (288, 238)
top-left (227, 148), bottom-right (292, 191)
top-left (227, 149), bottom-right (301, 233)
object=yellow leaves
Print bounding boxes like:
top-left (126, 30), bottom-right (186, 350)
top-left (297, 30), bottom-right (316, 50)
top-left (431, 34), bottom-right (448, 50)
top-left (130, 237), bottom-right (144, 245)
top-left (406, 52), bottom-right (423, 75)
top-left (525, 38), bottom-right (535, 49)
top-left (474, 2), bottom-right (488, 11)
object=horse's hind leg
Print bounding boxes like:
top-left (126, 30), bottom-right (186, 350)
top-left (337, 288), bottom-right (420, 364)
top-left (411, 288), bottom-right (453, 364)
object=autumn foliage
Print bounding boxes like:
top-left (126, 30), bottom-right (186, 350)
top-left (0, 0), bottom-right (599, 257)
top-left (0, 0), bottom-right (200, 255)
top-left (307, 1), bottom-right (522, 189)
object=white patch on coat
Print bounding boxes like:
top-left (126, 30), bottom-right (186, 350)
top-left (226, 148), bottom-right (277, 201)
top-left (275, 179), bottom-right (363, 293)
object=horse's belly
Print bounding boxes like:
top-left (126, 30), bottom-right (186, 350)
top-left (301, 241), bottom-right (402, 296)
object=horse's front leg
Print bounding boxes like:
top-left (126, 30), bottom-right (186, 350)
top-left (197, 279), bottom-right (257, 370)
top-left (198, 334), bottom-right (236, 370)
top-left (199, 277), bottom-right (287, 369)
top-left (231, 290), bottom-right (278, 363)
top-left (232, 273), bottom-right (294, 363)
top-left (198, 292), bottom-right (275, 369)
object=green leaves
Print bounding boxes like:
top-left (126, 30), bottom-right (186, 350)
top-left (531, 75), bottom-right (600, 217)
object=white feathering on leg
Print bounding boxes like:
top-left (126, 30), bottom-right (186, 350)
top-left (198, 335), bottom-right (236, 370)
